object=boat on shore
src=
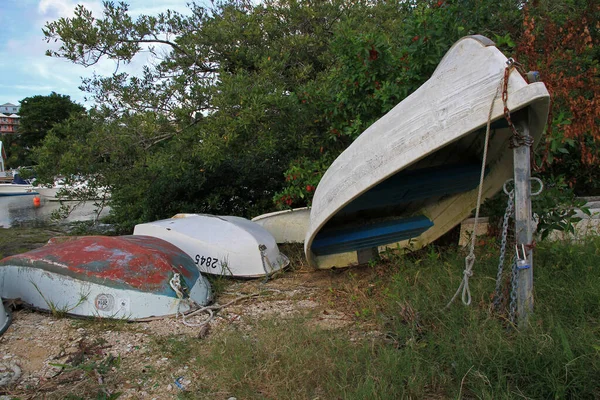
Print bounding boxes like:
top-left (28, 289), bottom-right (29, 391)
top-left (304, 35), bottom-right (550, 269)
top-left (0, 141), bottom-right (37, 196)
top-left (252, 207), bottom-right (311, 244)
top-left (134, 214), bottom-right (289, 278)
top-left (0, 235), bottom-right (212, 320)
top-left (0, 176), bottom-right (37, 196)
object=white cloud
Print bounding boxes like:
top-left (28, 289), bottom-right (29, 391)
top-left (38, 0), bottom-right (103, 19)
top-left (2, 0), bottom-right (196, 105)
top-left (38, 0), bottom-right (73, 17)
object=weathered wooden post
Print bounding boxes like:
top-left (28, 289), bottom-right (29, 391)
top-left (513, 116), bottom-right (534, 327)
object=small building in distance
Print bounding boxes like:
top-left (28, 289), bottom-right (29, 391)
top-left (0, 103), bottom-right (20, 114)
top-left (0, 103), bottom-right (20, 135)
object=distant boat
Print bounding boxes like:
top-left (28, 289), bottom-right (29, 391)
top-left (304, 35), bottom-right (550, 269)
top-left (0, 140), bottom-right (37, 196)
top-left (0, 178), bottom-right (37, 196)
top-left (0, 235), bottom-right (212, 320)
top-left (134, 214), bottom-right (289, 278)
top-left (35, 177), bottom-right (110, 201)
top-left (0, 172), bottom-right (37, 197)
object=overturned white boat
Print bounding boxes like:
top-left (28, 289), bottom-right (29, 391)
top-left (305, 35), bottom-right (550, 268)
top-left (252, 207), bottom-right (311, 244)
top-left (0, 235), bottom-right (212, 320)
top-left (134, 214), bottom-right (289, 278)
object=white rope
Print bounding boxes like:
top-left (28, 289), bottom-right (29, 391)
top-left (177, 293), bottom-right (262, 328)
top-left (169, 273), bottom-right (184, 299)
top-left (446, 73), bottom-right (506, 308)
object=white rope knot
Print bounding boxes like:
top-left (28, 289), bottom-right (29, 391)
top-left (445, 255), bottom-right (475, 308)
top-left (459, 255), bottom-right (475, 305)
top-left (169, 273), bottom-right (184, 299)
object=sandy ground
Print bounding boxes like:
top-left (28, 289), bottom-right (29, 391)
top-left (0, 264), bottom-right (375, 399)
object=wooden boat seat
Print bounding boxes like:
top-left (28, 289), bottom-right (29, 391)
top-left (311, 215), bottom-right (433, 256)
top-left (340, 163), bottom-right (485, 215)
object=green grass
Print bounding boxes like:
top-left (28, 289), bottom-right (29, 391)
top-left (149, 236), bottom-right (600, 399)
top-left (6, 233), bottom-right (599, 399)
top-left (0, 226), bottom-right (65, 258)
top-left (0, 223), bottom-right (114, 259)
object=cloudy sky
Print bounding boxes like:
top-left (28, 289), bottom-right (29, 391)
top-left (0, 0), bottom-right (196, 107)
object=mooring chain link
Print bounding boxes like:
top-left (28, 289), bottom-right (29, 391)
top-left (493, 189), bottom-right (515, 310)
top-left (509, 255), bottom-right (519, 324)
top-left (503, 58), bottom-right (535, 149)
top-left (494, 178), bottom-right (544, 323)
top-left (447, 57), bottom-right (537, 311)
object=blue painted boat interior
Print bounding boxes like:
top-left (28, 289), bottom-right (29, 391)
top-left (311, 162), bottom-right (491, 256)
top-left (339, 163), bottom-right (485, 215)
top-left (312, 215), bottom-right (433, 256)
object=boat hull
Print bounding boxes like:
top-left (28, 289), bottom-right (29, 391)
top-left (134, 214), bottom-right (289, 278)
top-left (0, 235), bottom-right (212, 320)
top-left (0, 300), bottom-right (10, 335)
top-left (305, 35), bottom-right (550, 268)
top-left (0, 183), bottom-right (37, 196)
top-left (35, 186), bottom-right (60, 200)
top-left (252, 208), bottom-right (311, 244)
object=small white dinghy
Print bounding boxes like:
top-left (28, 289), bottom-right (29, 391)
top-left (252, 207), bottom-right (311, 244)
top-left (133, 214), bottom-right (289, 278)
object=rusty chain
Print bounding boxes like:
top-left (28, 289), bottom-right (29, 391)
top-left (503, 58), bottom-right (535, 149)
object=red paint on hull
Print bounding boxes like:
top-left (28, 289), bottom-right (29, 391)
top-left (0, 236), bottom-right (199, 293)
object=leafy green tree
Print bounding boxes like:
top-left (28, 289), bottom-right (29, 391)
top-left (39, 0), bottom-right (350, 230)
top-left (1, 134), bottom-right (27, 169)
top-left (16, 92), bottom-right (85, 165)
top-left (274, 0), bottom-right (524, 207)
top-left (40, 0), bottom-right (590, 231)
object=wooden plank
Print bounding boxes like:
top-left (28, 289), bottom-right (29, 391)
top-left (514, 118), bottom-right (534, 327)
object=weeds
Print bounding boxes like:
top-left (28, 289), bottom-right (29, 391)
top-left (31, 282), bottom-right (89, 318)
top-left (73, 316), bottom-right (134, 333)
top-left (0, 226), bottom-right (65, 258)
top-left (146, 237), bottom-right (600, 399)
top-left (5, 236), bottom-right (600, 399)
top-left (21, 338), bottom-right (123, 400)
